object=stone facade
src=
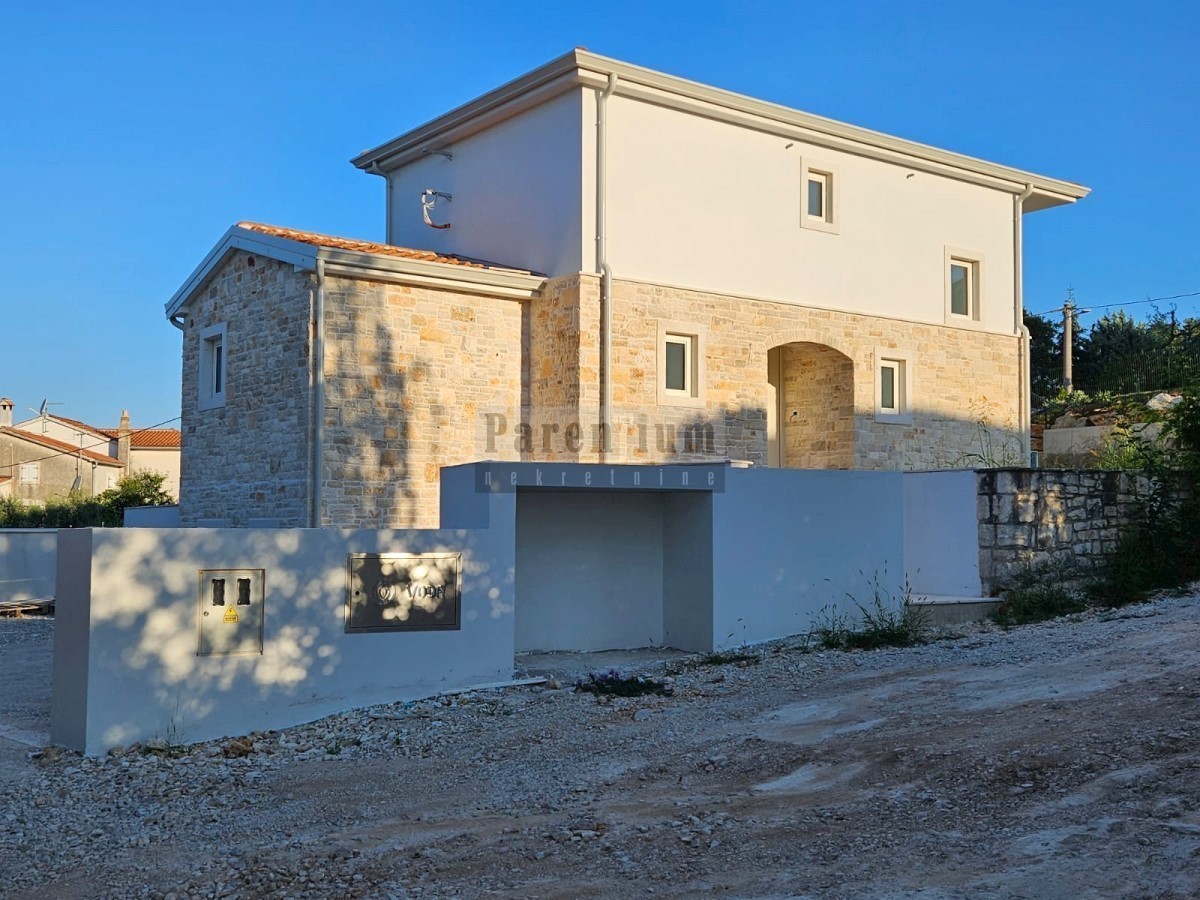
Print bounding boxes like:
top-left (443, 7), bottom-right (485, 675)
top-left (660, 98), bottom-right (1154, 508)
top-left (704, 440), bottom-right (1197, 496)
top-left (976, 468), bottom-right (1148, 594)
top-left (179, 262), bottom-right (1024, 528)
top-left (321, 275), bottom-right (524, 528)
top-left (607, 277), bottom-right (1021, 470)
top-left (179, 252), bottom-right (314, 526)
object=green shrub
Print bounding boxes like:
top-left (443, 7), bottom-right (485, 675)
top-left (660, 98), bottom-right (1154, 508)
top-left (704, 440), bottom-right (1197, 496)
top-left (0, 472), bottom-right (174, 528)
top-left (992, 565), bottom-right (1087, 626)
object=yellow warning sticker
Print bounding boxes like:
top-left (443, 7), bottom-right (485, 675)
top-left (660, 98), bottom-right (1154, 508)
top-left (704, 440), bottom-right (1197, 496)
top-left (223, 607), bottom-right (239, 624)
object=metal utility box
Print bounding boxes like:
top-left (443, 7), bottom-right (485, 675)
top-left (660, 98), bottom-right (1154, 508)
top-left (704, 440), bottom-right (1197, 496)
top-left (346, 553), bottom-right (461, 633)
top-left (197, 569), bottom-right (265, 656)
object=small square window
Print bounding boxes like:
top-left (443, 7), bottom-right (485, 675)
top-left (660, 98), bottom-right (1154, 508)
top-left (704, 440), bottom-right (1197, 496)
top-left (800, 158), bottom-right (839, 234)
top-left (875, 348), bottom-right (913, 424)
top-left (944, 249), bottom-right (983, 324)
top-left (657, 321), bottom-right (707, 408)
top-left (18, 462), bottom-right (39, 485)
top-left (198, 323), bottom-right (228, 411)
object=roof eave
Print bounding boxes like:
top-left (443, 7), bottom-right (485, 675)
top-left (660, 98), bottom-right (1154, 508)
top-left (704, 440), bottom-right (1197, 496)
top-left (165, 226), bottom-right (545, 320)
top-left (353, 48), bottom-right (1089, 201)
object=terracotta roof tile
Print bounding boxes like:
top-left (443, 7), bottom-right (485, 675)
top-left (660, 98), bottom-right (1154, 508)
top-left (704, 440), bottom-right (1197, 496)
top-left (0, 427), bottom-right (124, 466)
top-left (238, 221), bottom-right (533, 274)
top-left (98, 428), bottom-right (181, 449)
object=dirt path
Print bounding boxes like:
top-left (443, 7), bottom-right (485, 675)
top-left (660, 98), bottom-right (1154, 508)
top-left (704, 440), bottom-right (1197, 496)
top-left (2, 597), bottom-right (1199, 898)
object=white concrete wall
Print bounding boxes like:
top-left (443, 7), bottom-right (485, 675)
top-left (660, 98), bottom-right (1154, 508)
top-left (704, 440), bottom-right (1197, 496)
top-left (515, 492), bottom-right (665, 652)
top-left (387, 91), bottom-right (585, 276)
top-left (902, 470), bottom-right (982, 597)
top-left (124, 505), bottom-right (181, 527)
top-left (710, 468), bottom-right (907, 647)
top-left (0, 529), bottom-right (57, 602)
top-left (662, 492), bottom-right (713, 652)
top-left (12, 417), bottom-right (116, 457)
top-left (598, 93), bottom-right (1016, 333)
top-left (51, 506), bottom-right (516, 754)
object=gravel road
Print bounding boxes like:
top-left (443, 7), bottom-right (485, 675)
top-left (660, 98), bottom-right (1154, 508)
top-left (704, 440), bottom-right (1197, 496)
top-left (1, 594), bottom-right (1199, 899)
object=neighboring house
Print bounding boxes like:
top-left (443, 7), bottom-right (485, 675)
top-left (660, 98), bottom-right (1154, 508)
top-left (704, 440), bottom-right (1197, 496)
top-left (165, 50), bottom-right (1089, 529)
top-left (4, 401), bottom-right (182, 500)
top-left (0, 399), bottom-right (125, 503)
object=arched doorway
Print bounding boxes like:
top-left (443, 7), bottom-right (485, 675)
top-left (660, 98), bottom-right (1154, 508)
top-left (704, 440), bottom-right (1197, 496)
top-left (767, 342), bottom-right (855, 469)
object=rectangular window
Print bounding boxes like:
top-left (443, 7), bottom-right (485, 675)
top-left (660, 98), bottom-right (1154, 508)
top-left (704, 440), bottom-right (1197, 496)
top-left (664, 335), bottom-right (692, 394)
top-left (950, 261), bottom-right (972, 317)
top-left (657, 321), bottom-right (706, 408)
top-left (198, 322), bottom-right (228, 410)
top-left (944, 250), bottom-right (983, 324)
top-left (18, 462), bottom-right (39, 485)
top-left (879, 362), bottom-right (898, 412)
top-left (807, 172), bottom-right (827, 220)
top-left (800, 159), bottom-right (839, 233)
top-left (875, 348), bottom-right (913, 424)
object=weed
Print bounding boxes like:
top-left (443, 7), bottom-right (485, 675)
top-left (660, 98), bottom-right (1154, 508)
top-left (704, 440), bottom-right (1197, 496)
top-left (991, 564), bottom-right (1087, 627)
top-left (693, 650), bottom-right (760, 667)
top-left (807, 571), bottom-right (929, 651)
top-left (574, 669), bottom-right (672, 697)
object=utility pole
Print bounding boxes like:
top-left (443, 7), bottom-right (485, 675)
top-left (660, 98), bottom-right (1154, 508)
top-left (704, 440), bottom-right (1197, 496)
top-left (1062, 289), bottom-right (1076, 393)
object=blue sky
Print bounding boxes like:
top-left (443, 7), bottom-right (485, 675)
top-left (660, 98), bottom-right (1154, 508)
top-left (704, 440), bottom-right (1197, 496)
top-left (1, 0), bottom-right (1196, 426)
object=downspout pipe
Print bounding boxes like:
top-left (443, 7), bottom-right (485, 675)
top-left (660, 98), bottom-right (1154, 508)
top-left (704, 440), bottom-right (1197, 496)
top-left (367, 162), bottom-right (394, 245)
top-left (597, 73), bottom-right (617, 462)
top-left (310, 258), bottom-right (327, 527)
top-left (1014, 184), bottom-right (1035, 463)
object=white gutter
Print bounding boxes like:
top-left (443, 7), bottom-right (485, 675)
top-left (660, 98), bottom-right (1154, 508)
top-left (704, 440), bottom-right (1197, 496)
top-left (596, 73), bottom-right (617, 462)
top-left (310, 259), bottom-right (327, 527)
top-left (1014, 183), bottom-right (1035, 462)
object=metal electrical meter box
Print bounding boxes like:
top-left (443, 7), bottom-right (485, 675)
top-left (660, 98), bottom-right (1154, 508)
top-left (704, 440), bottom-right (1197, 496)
top-left (197, 569), bottom-right (265, 656)
top-left (346, 553), bottom-right (461, 633)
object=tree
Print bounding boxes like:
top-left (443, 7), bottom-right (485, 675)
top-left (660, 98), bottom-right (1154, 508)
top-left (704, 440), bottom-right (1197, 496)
top-left (1024, 311), bottom-right (1063, 403)
top-left (98, 471), bottom-right (175, 512)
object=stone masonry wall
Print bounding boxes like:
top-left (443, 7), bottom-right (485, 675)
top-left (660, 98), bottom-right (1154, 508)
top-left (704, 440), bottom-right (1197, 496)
top-left (607, 277), bottom-right (1021, 469)
top-left (781, 343), bottom-right (855, 469)
top-left (320, 275), bottom-right (524, 528)
top-left (976, 468), bottom-right (1147, 595)
top-left (179, 252), bottom-right (313, 527)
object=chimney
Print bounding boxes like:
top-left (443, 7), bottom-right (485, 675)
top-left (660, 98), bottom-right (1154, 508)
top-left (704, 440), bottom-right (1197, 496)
top-left (118, 409), bottom-right (132, 468)
top-left (0, 397), bottom-right (12, 428)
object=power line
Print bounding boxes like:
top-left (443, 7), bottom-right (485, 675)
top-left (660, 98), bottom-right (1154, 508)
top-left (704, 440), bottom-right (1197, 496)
top-left (1033, 290), bottom-right (1200, 318)
top-left (0, 416), bottom-right (182, 474)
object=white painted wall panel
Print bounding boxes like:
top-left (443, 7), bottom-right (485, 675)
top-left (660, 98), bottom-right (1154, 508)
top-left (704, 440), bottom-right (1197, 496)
top-left (387, 91), bottom-right (586, 276)
top-left (51, 510), bottom-right (517, 754)
top-left (596, 95), bottom-right (1017, 333)
top-left (710, 468), bottom-right (906, 647)
top-left (0, 528), bottom-right (57, 602)
top-left (515, 491), bottom-right (664, 652)
top-left (902, 470), bottom-right (982, 597)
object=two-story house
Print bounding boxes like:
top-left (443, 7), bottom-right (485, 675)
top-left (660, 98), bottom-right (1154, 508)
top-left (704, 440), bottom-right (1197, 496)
top-left (166, 50), bottom-right (1088, 528)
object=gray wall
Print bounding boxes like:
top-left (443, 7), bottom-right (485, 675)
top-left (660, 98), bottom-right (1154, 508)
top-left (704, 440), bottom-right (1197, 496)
top-left (711, 468), bottom-right (907, 646)
top-left (0, 529), bottom-right (57, 602)
top-left (515, 492), bottom-right (666, 652)
top-left (902, 470), bottom-right (982, 597)
top-left (51, 499), bottom-right (516, 754)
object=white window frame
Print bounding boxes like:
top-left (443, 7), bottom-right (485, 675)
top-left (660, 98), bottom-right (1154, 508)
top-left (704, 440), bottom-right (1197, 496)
top-left (944, 248), bottom-right (984, 326)
top-left (800, 157), bottom-right (839, 234)
top-left (656, 320), bottom-right (707, 408)
top-left (18, 462), bottom-right (39, 485)
top-left (874, 347), bottom-right (914, 424)
top-left (198, 322), bottom-right (228, 411)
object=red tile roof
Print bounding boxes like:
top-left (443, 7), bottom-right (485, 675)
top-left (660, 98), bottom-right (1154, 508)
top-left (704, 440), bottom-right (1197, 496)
top-left (237, 221), bottom-right (533, 274)
top-left (0, 427), bottom-right (124, 466)
top-left (97, 428), bottom-right (181, 449)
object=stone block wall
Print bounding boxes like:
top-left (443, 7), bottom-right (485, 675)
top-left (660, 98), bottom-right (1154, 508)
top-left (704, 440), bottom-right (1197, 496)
top-left (607, 276), bottom-right (1021, 469)
top-left (976, 468), bottom-right (1148, 594)
top-left (780, 342), bottom-right (855, 470)
top-left (179, 252), bottom-right (313, 526)
top-left (320, 275), bottom-right (525, 528)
